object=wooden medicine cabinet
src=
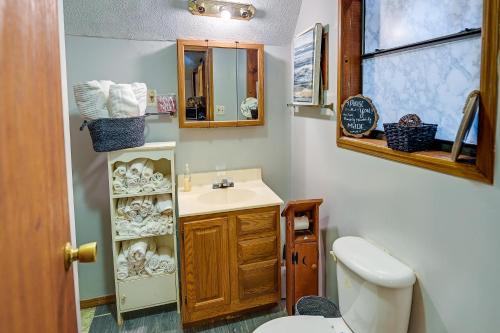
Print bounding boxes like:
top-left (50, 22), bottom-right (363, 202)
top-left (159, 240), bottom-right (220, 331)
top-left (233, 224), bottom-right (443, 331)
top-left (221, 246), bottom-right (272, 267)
top-left (177, 39), bottom-right (264, 128)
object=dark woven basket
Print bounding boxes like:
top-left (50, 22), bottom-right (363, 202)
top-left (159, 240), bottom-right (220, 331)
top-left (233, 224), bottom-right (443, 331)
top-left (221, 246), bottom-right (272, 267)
top-left (295, 296), bottom-right (341, 318)
top-left (80, 116), bottom-right (146, 152)
top-left (383, 123), bottom-right (438, 152)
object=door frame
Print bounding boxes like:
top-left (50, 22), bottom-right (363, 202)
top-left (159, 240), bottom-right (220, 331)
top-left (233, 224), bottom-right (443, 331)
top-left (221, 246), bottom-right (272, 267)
top-left (57, 0), bottom-right (81, 330)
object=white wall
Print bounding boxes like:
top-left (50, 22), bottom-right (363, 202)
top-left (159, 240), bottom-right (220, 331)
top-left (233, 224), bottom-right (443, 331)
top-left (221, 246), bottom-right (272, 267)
top-left (65, 36), bottom-right (291, 300)
top-left (291, 1), bottom-right (500, 332)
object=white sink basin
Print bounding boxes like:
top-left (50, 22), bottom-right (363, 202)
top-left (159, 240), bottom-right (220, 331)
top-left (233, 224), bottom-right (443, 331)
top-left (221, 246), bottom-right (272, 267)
top-left (197, 188), bottom-right (256, 205)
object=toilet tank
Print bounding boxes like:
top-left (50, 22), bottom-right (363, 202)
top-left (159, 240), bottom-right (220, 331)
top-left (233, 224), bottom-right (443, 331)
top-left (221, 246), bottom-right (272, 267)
top-left (332, 237), bottom-right (416, 333)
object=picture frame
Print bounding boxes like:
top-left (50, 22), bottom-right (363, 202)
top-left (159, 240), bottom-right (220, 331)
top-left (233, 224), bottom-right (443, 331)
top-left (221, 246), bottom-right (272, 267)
top-left (451, 90), bottom-right (480, 161)
top-left (293, 23), bottom-right (323, 105)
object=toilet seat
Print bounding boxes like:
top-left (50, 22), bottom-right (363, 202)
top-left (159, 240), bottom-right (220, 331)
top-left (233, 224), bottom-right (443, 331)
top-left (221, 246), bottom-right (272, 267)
top-left (254, 316), bottom-right (353, 333)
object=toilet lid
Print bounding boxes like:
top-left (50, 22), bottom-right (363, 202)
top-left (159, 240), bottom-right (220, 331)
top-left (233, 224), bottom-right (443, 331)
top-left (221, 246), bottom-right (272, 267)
top-left (254, 316), bottom-right (353, 333)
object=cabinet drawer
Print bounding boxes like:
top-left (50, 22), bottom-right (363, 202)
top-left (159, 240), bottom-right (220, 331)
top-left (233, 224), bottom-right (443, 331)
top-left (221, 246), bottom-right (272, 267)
top-left (238, 259), bottom-right (278, 300)
top-left (118, 274), bottom-right (177, 312)
top-left (238, 236), bottom-right (277, 265)
top-left (237, 210), bottom-right (276, 237)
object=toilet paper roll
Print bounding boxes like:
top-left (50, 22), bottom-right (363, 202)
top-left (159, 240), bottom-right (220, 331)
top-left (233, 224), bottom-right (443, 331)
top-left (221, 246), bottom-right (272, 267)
top-left (294, 215), bottom-right (310, 231)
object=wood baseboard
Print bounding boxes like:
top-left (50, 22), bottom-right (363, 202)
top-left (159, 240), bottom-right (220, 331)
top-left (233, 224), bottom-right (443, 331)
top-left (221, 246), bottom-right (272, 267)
top-left (80, 294), bottom-right (116, 309)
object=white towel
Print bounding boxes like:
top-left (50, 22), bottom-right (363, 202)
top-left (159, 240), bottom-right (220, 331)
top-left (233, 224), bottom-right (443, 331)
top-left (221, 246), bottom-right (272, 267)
top-left (128, 158), bottom-right (147, 176)
top-left (145, 254), bottom-right (160, 275)
top-left (156, 194), bottom-right (173, 213)
top-left (113, 161), bottom-right (127, 178)
top-left (73, 80), bottom-right (114, 120)
top-left (116, 198), bottom-right (127, 217)
top-left (126, 176), bottom-right (141, 194)
top-left (142, 183), bottom-right (156, 193)
top-left (127, 240), bottom-right (148, 263)
top-left (107, 84), bottom-right (140, 118)
top-left (116, 252), bottom-right (128, 280)
top-left (294, 215), bottom-right (310, 231)
top-left (141, 159), bottom-right (154, 179)
top-left (130, 196), bottom-right (144, 211)
top-left (140, 176), bottom-right (151, 187)
top-left (158, 246), bottom-right (176, 274)
top-left (131, 83), bottom-right (148, 116)
top-left (142, 196), bottom-right (153, 210)
top-left (112, 179), bottom-right (126, 194)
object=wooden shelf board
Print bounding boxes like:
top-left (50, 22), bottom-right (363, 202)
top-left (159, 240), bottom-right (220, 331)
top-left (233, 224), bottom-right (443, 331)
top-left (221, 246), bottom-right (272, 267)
top-left (117, 272), bottom-right (176, 283)
top-left (115, 233), bottom-right (174, 242)
top-left (337, 136), bottom-right (489, 183)
top-left (112, 190), bottom-right (172, 199)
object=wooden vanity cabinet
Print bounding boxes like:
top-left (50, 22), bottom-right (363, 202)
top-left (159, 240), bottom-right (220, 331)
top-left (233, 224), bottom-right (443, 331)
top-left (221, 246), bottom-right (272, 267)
top-left (179, 206), bottom-right (281, 325)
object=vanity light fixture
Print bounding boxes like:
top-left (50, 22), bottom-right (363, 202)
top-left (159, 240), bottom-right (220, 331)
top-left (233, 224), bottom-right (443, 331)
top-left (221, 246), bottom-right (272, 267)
top-left (188, 0), bottom-right (256, 21)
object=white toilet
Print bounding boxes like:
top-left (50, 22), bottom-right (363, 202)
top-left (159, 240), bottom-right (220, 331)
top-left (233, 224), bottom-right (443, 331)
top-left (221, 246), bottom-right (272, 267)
top-left (255, 236), bottom-right (416, 333)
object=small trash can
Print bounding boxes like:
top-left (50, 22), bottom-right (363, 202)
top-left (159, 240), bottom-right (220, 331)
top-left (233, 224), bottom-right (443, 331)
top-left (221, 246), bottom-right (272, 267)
top-left (295, 296), bottom-right (341, 318)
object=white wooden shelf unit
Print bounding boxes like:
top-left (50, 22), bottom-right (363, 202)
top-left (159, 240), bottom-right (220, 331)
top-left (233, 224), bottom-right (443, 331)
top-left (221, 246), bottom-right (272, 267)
top-left (107, 142), bottom-right (179, 325)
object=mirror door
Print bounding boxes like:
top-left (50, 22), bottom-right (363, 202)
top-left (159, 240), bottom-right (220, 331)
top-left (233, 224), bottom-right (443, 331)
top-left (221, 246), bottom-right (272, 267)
top-left (177, 40), bottom-right (264, 128)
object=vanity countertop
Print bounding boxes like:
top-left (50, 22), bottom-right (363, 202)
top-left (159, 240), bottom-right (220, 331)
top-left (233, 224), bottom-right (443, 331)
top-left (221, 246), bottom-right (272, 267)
top-left (177, 168), bottom-right (283, 218)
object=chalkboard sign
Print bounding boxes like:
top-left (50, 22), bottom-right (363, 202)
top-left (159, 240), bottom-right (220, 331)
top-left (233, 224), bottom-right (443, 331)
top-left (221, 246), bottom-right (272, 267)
top-left (340, 95), bottom-right (379, 137)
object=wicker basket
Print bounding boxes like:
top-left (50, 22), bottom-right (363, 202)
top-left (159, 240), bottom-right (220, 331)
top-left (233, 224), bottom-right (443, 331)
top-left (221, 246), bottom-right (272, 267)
top-left (80, 116), bottom-right (146, 152)
top-left (295, 296), bottom-right (341, 318)
top-left (383, 123), bottom-right (438, 152)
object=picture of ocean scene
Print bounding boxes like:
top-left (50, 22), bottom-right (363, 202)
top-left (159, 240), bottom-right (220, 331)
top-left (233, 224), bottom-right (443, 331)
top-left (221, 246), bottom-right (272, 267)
top-left (293, 28), bottom-right (317, 104)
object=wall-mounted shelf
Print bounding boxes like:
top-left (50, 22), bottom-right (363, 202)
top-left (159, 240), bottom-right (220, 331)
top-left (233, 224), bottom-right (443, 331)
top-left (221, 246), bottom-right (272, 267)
top-left (287, 102), bottom-right (335, 112)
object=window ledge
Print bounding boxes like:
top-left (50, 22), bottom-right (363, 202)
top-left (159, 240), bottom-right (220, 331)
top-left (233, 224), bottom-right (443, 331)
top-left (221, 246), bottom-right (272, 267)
top-left (337, 136), bottom-right (490, 183)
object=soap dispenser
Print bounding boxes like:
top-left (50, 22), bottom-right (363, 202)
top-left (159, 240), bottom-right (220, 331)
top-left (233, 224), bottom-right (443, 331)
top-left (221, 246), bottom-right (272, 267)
top-left (183, 163), bottom-right (192, 192)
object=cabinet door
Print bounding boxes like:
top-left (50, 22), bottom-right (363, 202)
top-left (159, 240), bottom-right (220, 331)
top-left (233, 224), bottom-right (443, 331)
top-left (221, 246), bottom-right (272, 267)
top-left (183, 217), bottom-right (230, 312)
top-left (293, 242), bottom-right (318, 302)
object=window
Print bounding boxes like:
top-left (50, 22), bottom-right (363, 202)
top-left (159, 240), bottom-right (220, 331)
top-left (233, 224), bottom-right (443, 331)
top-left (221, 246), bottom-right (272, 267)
top-left (337, 0), bottom-right (499, 183)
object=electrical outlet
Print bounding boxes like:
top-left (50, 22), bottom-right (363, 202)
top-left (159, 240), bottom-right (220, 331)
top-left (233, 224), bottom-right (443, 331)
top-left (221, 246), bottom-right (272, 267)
top-left (147, 89), bottom-right (157, 105)
top-left (216, 105), bottom-right (225, 115)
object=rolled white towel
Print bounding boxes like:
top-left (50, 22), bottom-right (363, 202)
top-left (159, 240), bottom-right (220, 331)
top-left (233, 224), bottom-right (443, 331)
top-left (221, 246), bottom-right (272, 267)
top-left (112, 179), bottom-right (126, 194)
top-left (151, 172), bottom-right (164, 183)
top-left (165, 223), bottom-right (174, 235)
top-left (113, 161), bottom-right (127, 178)
top-left (127, 240), bottom-right (148, 263)
top-left (145, 253), bottom-right (160, 275)
top-left (140, 176), bottom-right (151, 187)
top-left (126, 209), bottom-right (138, 220)
top-left (142, 183), bottom-right (156, 193)
top-left (128, 159), bottom-right (147, 177)
top-left (131, 83), bottom-right (148, 116)
top-left (107, 84), bottom-right (140, 118)
top-left (117, 252), bottom-right (128, 269)
top-left (156, 194), bottom-right (173, 213)
top-left (130, 196), bottom-right (144, 211)
top-left (126, 176), bottom-right (141, 194)
top-left (73, 80), bottom-right (114, 120)
top-left (154, 176), bottom-right (172, 191)
top-left (117, 267), bottom-right (128, 280)
top-left (116, 198), bottom-right (127, 216)
top-left (141, 159), bottom-right (154, 179)
top-left (158, 246), bottom-right (176, 274)
top-left (142, 196), bottom-right (154, 210)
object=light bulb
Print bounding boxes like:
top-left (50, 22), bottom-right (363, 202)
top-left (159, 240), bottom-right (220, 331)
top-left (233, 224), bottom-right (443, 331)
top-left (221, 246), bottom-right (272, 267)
top-left (220, 9), bottom-right (232, 20)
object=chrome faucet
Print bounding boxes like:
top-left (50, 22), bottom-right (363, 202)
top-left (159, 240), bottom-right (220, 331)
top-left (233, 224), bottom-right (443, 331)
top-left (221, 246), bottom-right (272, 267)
top-left (212, 178), bottom-right (234, 189)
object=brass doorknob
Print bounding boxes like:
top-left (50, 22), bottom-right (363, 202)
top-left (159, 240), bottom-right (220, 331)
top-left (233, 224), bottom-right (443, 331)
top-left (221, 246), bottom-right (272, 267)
top-left (64, 242), bottom-right (97, 270)
top-left (311, 264), bottom-right (318, 271)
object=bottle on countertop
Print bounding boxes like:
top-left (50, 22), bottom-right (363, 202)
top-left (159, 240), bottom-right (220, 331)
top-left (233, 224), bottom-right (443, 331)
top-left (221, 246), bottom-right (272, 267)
top-left (183, 163), bottom-right (192, 192)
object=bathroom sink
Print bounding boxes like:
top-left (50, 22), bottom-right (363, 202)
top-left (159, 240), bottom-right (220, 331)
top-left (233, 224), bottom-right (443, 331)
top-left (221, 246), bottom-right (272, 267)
top-left (197, 188), bottom-right (256, 205)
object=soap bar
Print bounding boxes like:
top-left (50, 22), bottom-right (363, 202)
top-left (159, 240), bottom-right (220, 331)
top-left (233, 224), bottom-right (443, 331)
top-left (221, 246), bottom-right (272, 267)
top-left (294, 216), bottom-right (310, 231)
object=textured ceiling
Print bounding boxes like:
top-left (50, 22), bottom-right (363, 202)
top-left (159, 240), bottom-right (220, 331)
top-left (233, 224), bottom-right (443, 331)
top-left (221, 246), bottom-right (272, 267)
top-left (63, 0), bottom-right (302, 45)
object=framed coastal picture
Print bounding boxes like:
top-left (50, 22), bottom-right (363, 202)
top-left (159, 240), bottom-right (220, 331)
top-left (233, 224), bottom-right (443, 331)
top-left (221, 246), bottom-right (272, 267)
top-left (293, 23), bottom-right (323, 105)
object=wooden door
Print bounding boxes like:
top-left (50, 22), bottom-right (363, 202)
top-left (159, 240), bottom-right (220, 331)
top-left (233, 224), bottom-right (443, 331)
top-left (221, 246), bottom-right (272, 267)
top-left (293, 242), bottom-right (319, 302)
top-left (0, 0), bottom-right (78, 332)
top-left (182, 217), bottom-right (231, 316)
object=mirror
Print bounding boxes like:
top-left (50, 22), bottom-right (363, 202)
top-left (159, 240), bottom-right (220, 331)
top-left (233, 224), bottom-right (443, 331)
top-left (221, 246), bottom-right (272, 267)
top-left (184, 50), bottom-right (208, 121)
top-left (177, 40), bottom-right (264, 128)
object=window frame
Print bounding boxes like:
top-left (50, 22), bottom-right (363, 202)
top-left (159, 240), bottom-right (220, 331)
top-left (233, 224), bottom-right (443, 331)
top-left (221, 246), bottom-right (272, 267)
top-left (336, 0), bottom-right (499, 184)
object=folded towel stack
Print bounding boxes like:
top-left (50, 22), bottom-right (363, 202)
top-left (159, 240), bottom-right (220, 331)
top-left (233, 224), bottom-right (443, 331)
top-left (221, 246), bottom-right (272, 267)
top-left (73, 81), bottom-right (147, 120)
top-left (117, 239), bottom-right (175, 280)
top-left (112, 158), bottom-right (172, 195)
top-left (114, 194), bottom-right (174, 237)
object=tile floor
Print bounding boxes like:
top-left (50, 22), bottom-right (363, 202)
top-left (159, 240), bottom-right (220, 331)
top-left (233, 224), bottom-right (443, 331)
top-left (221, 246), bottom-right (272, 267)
top-left (81, 302), bottom-right (287, 333)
